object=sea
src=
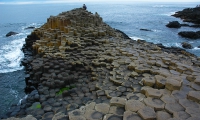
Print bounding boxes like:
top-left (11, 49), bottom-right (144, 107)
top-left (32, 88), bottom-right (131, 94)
top-left (0, 2), bottom-right (200, 117)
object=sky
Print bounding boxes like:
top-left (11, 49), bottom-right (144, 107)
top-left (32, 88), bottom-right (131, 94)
top-left (0, 0), bottom-right (199, 4)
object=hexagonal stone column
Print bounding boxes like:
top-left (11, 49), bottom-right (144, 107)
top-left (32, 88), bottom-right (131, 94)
top-left (187, 91), bottom-right (200, 103)
top-left (138, 106), bottom-right (156, 120)
top-left (125, 100), bottom-right (145, 112)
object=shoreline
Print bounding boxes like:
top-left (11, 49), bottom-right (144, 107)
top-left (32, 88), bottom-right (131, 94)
top-left (0, 69), bottom-right (26, 118)
top-left (3, 8), bottom-right (200, 120)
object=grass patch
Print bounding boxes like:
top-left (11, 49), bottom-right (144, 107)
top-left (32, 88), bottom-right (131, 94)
top-left (56, 85), bottom-right (75, 95)
top-left (30, 102), bottom-right (41, 109)
top-left (36, 104), bottom-right (41, 109)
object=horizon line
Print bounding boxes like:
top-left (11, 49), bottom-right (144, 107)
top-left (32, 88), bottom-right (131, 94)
top-left (0, 1), bottom-right (199, 5)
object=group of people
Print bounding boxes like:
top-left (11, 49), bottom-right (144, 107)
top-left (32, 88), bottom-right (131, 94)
top-left (196, 5), bottom-right (200, 7)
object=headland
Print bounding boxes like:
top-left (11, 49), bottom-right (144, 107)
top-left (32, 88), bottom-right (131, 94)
top-left (3, 8), bottom-right (200, 120)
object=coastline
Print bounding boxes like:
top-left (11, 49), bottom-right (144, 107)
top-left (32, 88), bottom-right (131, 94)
top-left (3, 8), bottom-right (200, 120)
top-left (0, 69), bottom-right (26, 118)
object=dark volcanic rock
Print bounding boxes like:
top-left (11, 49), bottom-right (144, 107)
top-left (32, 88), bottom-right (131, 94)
top-left (190, 24), bottom-right (200, 28)
top-left (140, 28), bottom-right (152, 31)
top-left (166, 21), bottom-right (181, 28)
top-left (156, 43), bottom-right (195, 57)
top-left (6, 31), bottom-right (18, 37)
top-left (181, 42), bottom-right (193, 49)
top-left (172, 7), bottom-right (200, 24)
top-left (178, 31), bottom-right (200, 39)
top-left (25, 26), bottom-right (35, 29)
top-left (115, 29), bottom-right (130, 39)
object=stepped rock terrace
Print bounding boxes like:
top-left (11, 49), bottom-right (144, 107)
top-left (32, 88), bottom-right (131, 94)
top-left (4, 8), bottom-right (200, 120)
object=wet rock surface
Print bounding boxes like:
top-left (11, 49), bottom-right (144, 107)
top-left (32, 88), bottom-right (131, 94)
top-left (181, 42), bottom-right (193, 49)
top-left (166, 21), bottom-right (181, 28)
top-left (3, 8), bottom-right (200, 120)
top-left (6, 31), bottom-right (19, 37)
top-left (172, 7), bottom-right (200, 24)
top-left (167, 7), bottom-right (200, 40)
top-left (178, 31), bottom-right (200, 39)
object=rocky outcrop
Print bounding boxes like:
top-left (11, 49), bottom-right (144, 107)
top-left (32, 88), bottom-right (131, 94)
top-left (6, 31), bottom-right (18, 37)
top-left (140, 28), bottom-right (152, 31)
top-left (178, 31), bottom-right (200, 39)
top-left (181, 42), bottom-right (193, 49)
top-left (168, 7), bottom-right (200, 39)
top-left (166, 21), bottom-right (181, 28)
top-left (172, 7), bottom-right (200, 24)
top-left (4, 8), bottom-right (200, 120)
top-left (115, 29), bottom-right (130, 39)
top-left (166, 21), bottom-right (200, 28)
top-left (25, 27), bottom-right (35, 30)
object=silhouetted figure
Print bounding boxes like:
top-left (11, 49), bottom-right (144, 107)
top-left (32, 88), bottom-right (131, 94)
top-left (83, 4), bottom-right (87, 10)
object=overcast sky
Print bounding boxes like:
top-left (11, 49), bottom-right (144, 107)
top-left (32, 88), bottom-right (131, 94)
top-left (0, 0), bottom-right (199, 4)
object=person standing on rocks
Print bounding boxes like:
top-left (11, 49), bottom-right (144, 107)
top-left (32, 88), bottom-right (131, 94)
top-left (83, 4), bottom-right (87, 10)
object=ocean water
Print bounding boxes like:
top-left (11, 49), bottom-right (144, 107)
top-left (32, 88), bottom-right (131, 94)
top-left (0, 2), bottom-right (200, 117)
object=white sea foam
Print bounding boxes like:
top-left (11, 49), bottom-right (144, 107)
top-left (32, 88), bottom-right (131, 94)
top-left (153, 5), bottom-right (168, 8)
top-left (175, 42), bottom-right (182, 48)
top-left (163, 42), bottom-right (182, 48)
top-left (130, 36), bottom-right (144, 41)
top-left (0, 23), bottom-right (41, 73)
top-left (0, 38), bottom-right (25, 73)
top-left (160, 11), bottom-right (176, 16)
top-left (18, 95), bottom-right (28, 105)
top-left (193, 47), bottom-right (200, 50)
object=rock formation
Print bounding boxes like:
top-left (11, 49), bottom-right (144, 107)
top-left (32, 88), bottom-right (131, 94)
top-left (166, 21), bottom-right (181, 28)
top-left (25, 27), bottom-right (35, 30)
top-left (181, 42), bottom-right (193, 49)
top-left (6, 31), bottom-right (18, 37)
top-left (172, 7), bottom-right (200, 24)
top-left (178, 31), bottom-right (200, 39)
top-left (140, 28), bottom-right (152, 31)
top-left (167, 7), bottom-right (200, 40)
top-left (3, 8), bottom-right (200, 120)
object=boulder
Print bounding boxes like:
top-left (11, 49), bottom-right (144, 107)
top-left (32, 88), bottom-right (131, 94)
top-left (178, 31), bottom-right (200, 39)
top-left (25, 26), bottom-right (35, 29)
top-left (140, 28), bottom-right (152, 31)
top-left (181, 42), bottom-right (193, 49)
top-left (166, 21), bottom-right (181, 28)
top-left (6, 31), bottom-right (18, 37)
